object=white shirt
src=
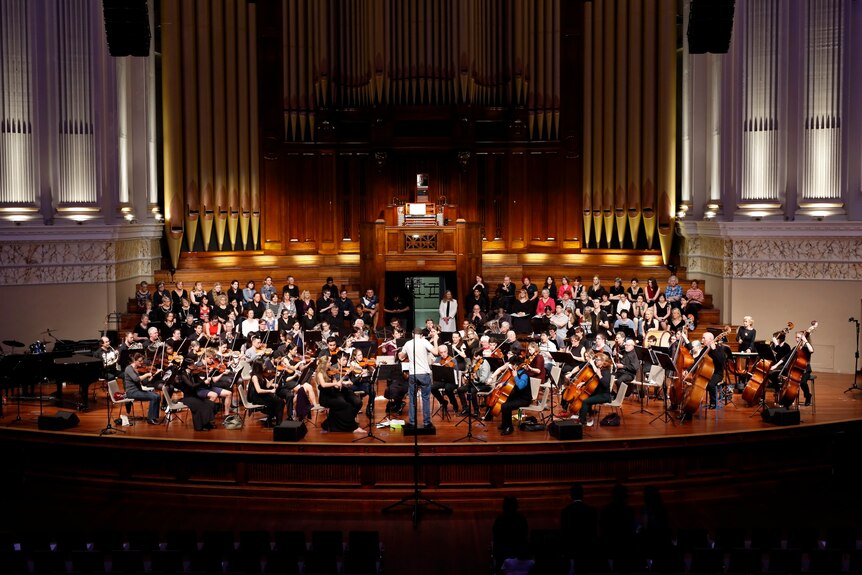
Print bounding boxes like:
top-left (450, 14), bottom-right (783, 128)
top-left (401, 335), bottom-right (436, 375)
top-left (438, 298), bottom-right (458, 332)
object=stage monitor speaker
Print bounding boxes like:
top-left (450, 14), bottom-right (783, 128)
top-left (38, 411), bottom-right (80, 431)
top-left (102, 0), bottom-right (151, 57)
top-left (273, 421), bottom-right (308, 442)
top-left (688, 0), bottom-right (735, 54)
top-left (761, 407), bottom-right (800, 426)
top-left (548, 420), bottom-right (583, 440)
top-left (403, 423), bottom-right (437, 436)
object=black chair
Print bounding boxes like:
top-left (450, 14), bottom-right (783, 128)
top-left (749, 526), bottom-right (783, 551)
top-left (807, 548), bottom-right (844, 573)
top-left (165, 529), bottom-right (198, 552)
top-left (726, 548), bottom-right (763, 574)
top-left (238, 530), bottom-right (272, 555)
top-left (201, 530), bottom-right (235, 554)
top-left (785, 526), bottom-right (820, 550)
top-left (341, 549), bottom-right (379, 575)
top-left (310, 530), bottom-right (343, 556)
top-left (347, 530), bottom-right (380, 558)
top-left (688, 548), bottom-right (724, 574)
top-left (0, 550), bottom-right (30, 575)
top-left (765, 548), bottom-right (802, 573)
top-left (126, 530), bottom-right (160, 552)
top-left (303, 549), bottom-right (339, 575)
top-left (91, 529), bottom-right (127, 552)
top-left (71, 549), bottom-right (107, 574)
top-left (31, 550), bottom-right (68, 574)
top-left (273, 530), bottom-right (307, 557)
top-left (713, 527), bottom-right (748, 551)
top-left (149, 550), bottom-right (184, 574)
top-left (675, 527), bottom-right (710, 550)
top-left (109, 549), bottom-right (147, 573)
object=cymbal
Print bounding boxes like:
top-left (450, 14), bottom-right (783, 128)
top-left (2, 340), bottom-right (25, 347)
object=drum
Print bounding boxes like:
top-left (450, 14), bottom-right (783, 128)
top-left (29, 340), bottom-right (46, 354)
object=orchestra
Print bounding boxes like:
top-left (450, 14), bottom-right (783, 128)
top-left (15, 272), bottom-right (831, 440)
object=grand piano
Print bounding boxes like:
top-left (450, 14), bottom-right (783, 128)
top-left (53, 354), bottom-right (102, 411)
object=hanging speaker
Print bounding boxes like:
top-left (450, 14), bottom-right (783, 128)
top-left (688, 0), bottom-right (735, 54)
top-left (102, 0), bottom-right (151, 57)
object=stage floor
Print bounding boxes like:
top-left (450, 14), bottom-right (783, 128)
top-left (4, 372), bottom-right (861, 445)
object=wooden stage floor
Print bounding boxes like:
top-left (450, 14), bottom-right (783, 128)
top-left (3, 372), bottom-right (861, 445)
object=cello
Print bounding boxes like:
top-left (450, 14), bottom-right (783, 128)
top-left (563, 355), bottom-right (604, 416)
top-left (680, 327), bottom-right (731, 416)
top-left (741, 322), bottom-right (793, 406)
top-left (778, 321), bottom-right (817, 407)
top-left (486, 350), bottom-right (536, 417)
top-left (669, 340), bottom-right (694, 409)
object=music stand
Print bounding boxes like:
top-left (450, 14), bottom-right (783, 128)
top-left (454, 370), bottom-right (487, 442)
top-left (353, 341), bottom-right (375, 360)
top-left (304, 330), bottom-right (323, 352)
top-left (430, 365), bottom-right (457, 421)
top-left (550, 352), bottom-right (576, 366)
top-left (353, 364), bottom-right (386, 443)
top-left (649, 351), bottom-right (677, 425)
top-left (750, 342), bottom-right (776, 417)
top-left (374, 363), bottom-right (405, 426)
top-left (437, 331), bottom-right (453, 344)
top-left (630, 346), bottom-right (655, 415)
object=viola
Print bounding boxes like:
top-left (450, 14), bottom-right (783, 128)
top-left (680, 327), bottom-right (732, 416)
top-left (778, 321), bottom-right (817, 407)
top-left (741, 321), bottom-right (793, 406)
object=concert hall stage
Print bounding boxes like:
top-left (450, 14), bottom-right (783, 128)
top-left (3, 374), bottom-right (861, 575)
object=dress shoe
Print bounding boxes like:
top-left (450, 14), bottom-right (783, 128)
top-left (147, 418), bottom-right (160, 425)
top-left (423, 423), bottom-right (435, 429)
top-left (500, 427), bottom-right (514, 436)
top-left (457, 408), bottom-right (470, 417)
top-left (706, 404), bottom-right (717, 410)
top-left (804, 398), bottom-right (811, 406)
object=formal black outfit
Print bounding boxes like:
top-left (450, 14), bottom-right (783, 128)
top-left (431, 361), bottom-right (459, 413)
top-left (616, 349), bottom-right (639, 394)
top-left (249, 374), bottom-right (286, 426)
top-left (177, 371), bottom-right (218, 431)
top-left (499, 367), bottom-right (533, 434)
top-left (319, 372), bottom-right (361, 431)
top-left (705, 346), bottom-right (726, 407)
top-left (736, 326), bottom-right (757, 353)
top-left (578, 368), bottom-right (612, 423)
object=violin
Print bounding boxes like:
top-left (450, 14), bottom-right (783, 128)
top-left (778, 321), bottom-right (817, 407)
top-left (438, 356), bottom-right (455, 369)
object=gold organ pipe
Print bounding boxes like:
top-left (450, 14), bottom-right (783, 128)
top-left (582, 0), bottom-right (594, 246)
top-left (197, 0), bottom-right (214, 251)
top-left (656, 0), bottom-right (676, 264)
top-left (626, 0), bottom-right (643, 246)
top-left (161, 0), bottom-right (183, 269)
top-left (249, 2), bottom-right (260, 250)
top-left (614, 0), bottom-right (628, 245)
top-left (181, 0), bottom-right (199, 252)
top-left (591, 2), bottom-right (604, 246)
top-left (212, 0), bottom-right (228, 249)
top-left (641, 0), bottom-right (657, 248)
top-left (225, 0), bottom-right (239, 248)
top-left (601, 0), bottom-right (614, 246)
top-left (237, 1), bottom-right (250, 249)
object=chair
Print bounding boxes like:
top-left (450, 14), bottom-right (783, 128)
top-left (107, 379), bottom-right (137, 425)
top-left (520, 377), bottom-right (552, 423)
top-left (310, 530), bottom-right (343, 556)
top-left (595, 381), bottom-right (626, 424)
top-left (162, 386), bottom-right (188, 428)
top-left (237, 383), bottom-right (266, 425)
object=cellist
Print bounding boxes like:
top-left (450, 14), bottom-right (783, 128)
top-left (574, 352), bottom-right (613, 427)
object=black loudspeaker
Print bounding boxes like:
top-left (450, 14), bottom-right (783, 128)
top-left (38, 411), bottom-right (81, 431)
top-left (273, 421), bottom-right (308, 442)
top-left (548, 420), bottom-right (584, 440)
top-left (102, 0), bottom-right (151, 57)
top-left (402, 423), bottom-right (437, 436)
top-left (761, 407), bottom-right (800, 426)
top-left (688, 0), bottom-right (735, 54)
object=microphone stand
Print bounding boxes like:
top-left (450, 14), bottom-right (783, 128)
top-left (354, 365), bottom-right (385, 443)
top-left (845, 318), bottom-right (861, 394)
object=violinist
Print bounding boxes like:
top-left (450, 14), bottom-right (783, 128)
top-left (449, 331), bottom-right (469, 371)
top-left (320, 336), bottom-right (343, 365)
top-left (431, 346), bottom-right (460, 416)
top-left (317, 355), bottom-right (364, 433)
top-left (575, 352), bottom-right (612, 427)
top-left (123, 352), bottom-right (163, 425)
top-left (194, 350), bottom-right (234, 418)
top-left (349, 349), bottom-right (376, 418)
top-left (458, 349), bottom-right (491, 417)
top-left (248, 359), bottom-right (285, 427)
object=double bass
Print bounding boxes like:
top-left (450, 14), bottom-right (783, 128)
top-left (778, 321), bottom-right (817, 407)
top-left (680, 327), bottom-right (732, 416)
top-left (741, 322), bottom-right (793, 406)
top-left (669, 340), bottom-right (694, 409)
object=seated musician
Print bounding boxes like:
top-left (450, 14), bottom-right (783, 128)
top-left (123, 352), bottom-right (164, 425)
top-left (319, 336), bottom-right (342, 365)
top-left (176, 358), bottom-right (218, 431)
top-left (378, 327), bottom-right (403, 357)
top-left (118, 330), bottom-right (142, 352)
top-left (767, 331), bottom-right (792, 390)
top-left (248, 359), bottom-right (285, 427)
top-left (195, 349), bottom-right (234, 418)
top-left (458, 349), bottom-right (492, 417)
top-left (614, 339), bottom-right (640, 396)
top-left (316, 355), bottom-right (364, 433)
top-left (560, 332), bottom-right (588, 382)
top-left (430, 345), bottom-right (460, 416)
top-left (348, 348), bottom-right (376, 418)
top-left (94, 336), bottom-right (121, 383)
top-left (683, 332), bottom-right (725, 412)
top-left (449, 331), bottom-right (469, 371)
top-left (574, 352), bottom-right (613, 426)
top-left (490, 352), bottom-right (534, 436)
